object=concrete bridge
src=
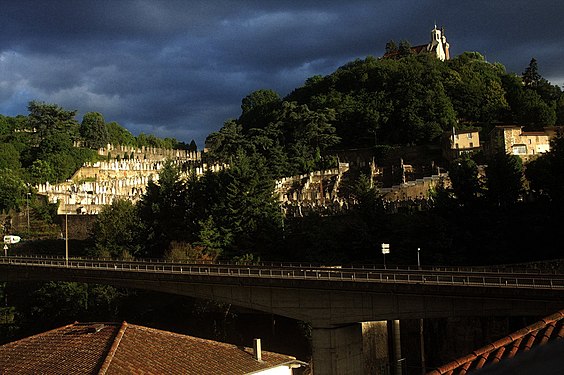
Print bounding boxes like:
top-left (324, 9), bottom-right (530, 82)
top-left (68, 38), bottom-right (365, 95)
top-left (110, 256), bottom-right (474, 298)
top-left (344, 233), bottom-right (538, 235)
top-left (1, 256), bottom-right (563, 374)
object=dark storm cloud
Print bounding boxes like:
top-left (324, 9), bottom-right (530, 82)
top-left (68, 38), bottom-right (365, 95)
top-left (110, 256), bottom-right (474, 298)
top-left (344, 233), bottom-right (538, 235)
top-left (1, 1), bottom-right (563, 146)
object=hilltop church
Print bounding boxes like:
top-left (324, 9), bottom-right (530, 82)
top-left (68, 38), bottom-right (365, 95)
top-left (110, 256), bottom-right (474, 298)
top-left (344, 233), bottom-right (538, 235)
top-left (384, 25), bottom-right (450, 61)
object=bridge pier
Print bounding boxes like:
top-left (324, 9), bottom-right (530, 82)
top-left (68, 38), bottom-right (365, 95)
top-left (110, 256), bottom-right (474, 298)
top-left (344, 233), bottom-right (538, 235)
top-left (311, 321), bottom-right (393, 374)
top-left (311, 323), bottom-right (364, 375)
top-left (363, 321), bottom-right (390, 374)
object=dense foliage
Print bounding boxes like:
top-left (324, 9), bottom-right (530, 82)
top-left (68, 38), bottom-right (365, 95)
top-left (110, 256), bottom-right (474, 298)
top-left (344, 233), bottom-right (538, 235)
top-left (206, 53), bottom-right (563, 179)
top-left (90, 155), bottom-right (282, 261)
top-left (2, 52), bottom-right (564, 357)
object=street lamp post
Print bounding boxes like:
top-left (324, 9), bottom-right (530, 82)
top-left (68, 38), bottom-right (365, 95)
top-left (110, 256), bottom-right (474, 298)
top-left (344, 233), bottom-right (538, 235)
top-left (62, 197), bottom-right (69, 267)
top-left (417, 246), bottom-right (425, 374)
top-left (65, 208), bottom-right (68, 267)
top-left (26, 192), bottom-right (31, 234)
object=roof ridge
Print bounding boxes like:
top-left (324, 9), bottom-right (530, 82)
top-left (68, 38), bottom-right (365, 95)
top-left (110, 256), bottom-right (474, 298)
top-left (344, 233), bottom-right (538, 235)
top-left (126, 323), bottom-right (270, 352)
top-left (0, 322), bottom-right (77, 349)
top-left (98, 321), bottom-right (128, 375)
top-left (428, 308), bottom-right (564, 374)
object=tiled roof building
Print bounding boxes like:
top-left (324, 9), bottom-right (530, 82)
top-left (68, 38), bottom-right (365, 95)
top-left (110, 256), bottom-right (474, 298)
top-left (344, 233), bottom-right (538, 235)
top-left (427, 309), bottom-right (564, 374)
top-left (0, 322), bottom-right (305, 375)
top-left (442, 128), bottom-right (481, 161)
top-left (384, 25), bottom-right (450, 61)
top-left (486, 125), bottom-right (553, 163)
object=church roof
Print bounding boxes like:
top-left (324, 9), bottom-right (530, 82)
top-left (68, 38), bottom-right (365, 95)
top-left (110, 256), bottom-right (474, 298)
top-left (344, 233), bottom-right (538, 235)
top-left (0, 322), bottom-right (304, 375)
top-left (427, 309), bottom-right (564, 375)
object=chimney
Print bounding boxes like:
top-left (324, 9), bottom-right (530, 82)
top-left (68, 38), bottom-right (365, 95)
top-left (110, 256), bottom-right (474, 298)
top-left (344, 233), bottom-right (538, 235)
top-left (86, 323), bottom-right (105, 333)
top-left (253, 338), bottom-right (262, 361)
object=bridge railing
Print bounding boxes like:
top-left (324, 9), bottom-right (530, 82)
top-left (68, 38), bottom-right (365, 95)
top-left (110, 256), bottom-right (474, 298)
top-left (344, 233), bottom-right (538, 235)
top-left (4, 255), bottom-right (562, 275)
top-left (1, 257), bottom-right (563, 290)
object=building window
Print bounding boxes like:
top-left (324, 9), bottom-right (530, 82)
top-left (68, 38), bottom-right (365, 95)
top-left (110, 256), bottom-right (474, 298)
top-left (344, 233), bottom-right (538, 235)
top-left (455, 143), bottom-right (459, 149)
top-left (469, 142), bottom-right (473, 148)
top-left (512, 145), bottom-right (527, 155)
top-left (529, 139), bottom-right (532, 144)
top-left (467, 133), bottom-right (473, 139)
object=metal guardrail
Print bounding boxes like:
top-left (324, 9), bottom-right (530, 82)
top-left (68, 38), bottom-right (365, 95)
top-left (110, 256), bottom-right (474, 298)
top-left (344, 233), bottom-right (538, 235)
top-left (1, 257), bottom-right (563, 290)
top-left (5, 255), bottom-right (563, 275)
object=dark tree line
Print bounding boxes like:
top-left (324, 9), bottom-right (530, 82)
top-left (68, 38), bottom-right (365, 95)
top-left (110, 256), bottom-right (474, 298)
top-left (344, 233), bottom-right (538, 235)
top-left (91, 153), bottom-right (283, 262)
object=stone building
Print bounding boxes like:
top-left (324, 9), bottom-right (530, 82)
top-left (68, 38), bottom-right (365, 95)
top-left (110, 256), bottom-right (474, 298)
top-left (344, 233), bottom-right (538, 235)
top-left (442, 128), bottom-right (481, 161)
top-left (487, 125), bottom-right (553, 163)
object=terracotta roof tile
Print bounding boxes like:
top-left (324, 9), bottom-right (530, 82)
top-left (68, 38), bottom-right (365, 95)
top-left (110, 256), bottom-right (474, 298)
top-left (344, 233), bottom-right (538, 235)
top-left (0, 322), bottom-right (304, 375)
top-left (105, 323), bottom-right (300, 375)
top-left (0, 323), bottom-right (120, 374)
top-left (427, 309), bottom-right (564, 375)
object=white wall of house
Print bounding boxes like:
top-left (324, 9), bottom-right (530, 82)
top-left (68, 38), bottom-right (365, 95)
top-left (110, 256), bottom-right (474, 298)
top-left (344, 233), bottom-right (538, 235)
top-left (251, 364), bottom-right (297, 375)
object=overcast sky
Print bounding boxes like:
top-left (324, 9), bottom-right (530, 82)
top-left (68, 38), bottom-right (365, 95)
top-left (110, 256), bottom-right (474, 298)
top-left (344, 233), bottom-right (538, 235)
top-left (1, 1), bottom-right (563, 147)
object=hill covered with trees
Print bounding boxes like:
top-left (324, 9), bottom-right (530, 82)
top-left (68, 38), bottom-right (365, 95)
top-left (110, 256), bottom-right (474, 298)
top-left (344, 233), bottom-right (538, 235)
top-left (2, 51), bottom-right (563, 263)
top-left (206, 52), bottom-right (563, 178)
top-left (76, 53), bottom-right (564, 266)
top-left (2, 51), bottom-right (564, 356)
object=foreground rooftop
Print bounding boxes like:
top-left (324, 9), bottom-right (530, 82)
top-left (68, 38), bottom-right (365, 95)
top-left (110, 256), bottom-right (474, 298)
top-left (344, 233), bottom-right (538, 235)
top-left (428, 309), bottom-right (564, 374)
top-left (0, 322), bottom-right (305, 374)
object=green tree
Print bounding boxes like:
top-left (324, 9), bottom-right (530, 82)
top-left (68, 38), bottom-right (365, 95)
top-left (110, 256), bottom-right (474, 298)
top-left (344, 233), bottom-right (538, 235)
top-left (385, 40), bottom-right (398, 54)
top-left (28, 282), bottom-right (88, 325)
top-left (239, 89), bottom-right (281, 131)
top-left (137, 162), bottom-right (189, 257)
top-left (205, 120), bottom-right (250, 162)
top-left (557, 95), bottom-right (564, 125)
top-left (29, 159), bottom-right (55, 185)
top-left (194, 216), bottom-right (226, 260)
top-left (27, 101), bottom-right (79, 141)
top-left (515, 58), bottom-right (560, 128)
top-left (80, 112), bottom-right (109, 149)
top-left (522, 58), bottom-right (542, 87)
top-left (526, 137), bottom-right (564, 204)
top-left (446, 52), bottom-right (509, 123)
top-left (275, 101), bottom-right (340, 173)
top-left (188, 139), bottom-right (198, 152)
top-left (485, 151), bottom-right (524, 208)
top-left (0, 143), bottom-right (21, 171)
top-left (398, 40), bottom-right (413, 58)
top-left (13, 281), bottom-right (123, 329)
top-left (91, 199), bottom-right (143, 259)
top-left (449, 155), bottom-right (481, 205)
top-left (0, 169), bottom-right (27, 213)
top-left (515, 90), bottom-right (556, 128)
top-left (220, 151), bottom-right (283, 258)
top-left (106, 121), bottom-right (136, 146)
top-left (349, 173), bottom-right (384, 221)
top-left (388, 55), bottom-right (456, 144)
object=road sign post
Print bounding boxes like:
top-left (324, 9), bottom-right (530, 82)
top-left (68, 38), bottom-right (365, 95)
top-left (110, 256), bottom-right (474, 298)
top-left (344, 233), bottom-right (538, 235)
top-left (4, 235), bottom-right (21, 244)
top-left (381, 243), bottom-right (390, 268)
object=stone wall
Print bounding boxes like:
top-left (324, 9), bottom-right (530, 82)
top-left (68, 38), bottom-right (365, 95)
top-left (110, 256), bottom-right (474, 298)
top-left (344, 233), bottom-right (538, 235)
top-left (380, 173), bottom-right (447, 201)
top-left (39, 143), bottom-right (446, 217)
top-left (38, 155), bottom-right (225, 215)
top-left (98, 143), bottom-right (201, 162)
top-left (276, 163), bottom-right (447, 217)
